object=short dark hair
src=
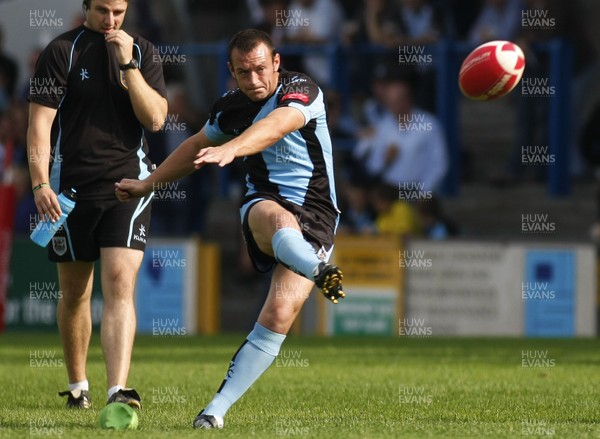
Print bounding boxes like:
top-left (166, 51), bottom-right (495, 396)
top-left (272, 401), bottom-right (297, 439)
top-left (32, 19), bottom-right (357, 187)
top-left (83, 0), bottom-right (129, 10)
top-left (228, 29), bottom-right (276, 64)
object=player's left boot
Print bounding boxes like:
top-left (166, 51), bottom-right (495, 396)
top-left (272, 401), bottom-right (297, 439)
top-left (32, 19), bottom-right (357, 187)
top-left (314, 262), bottom-right (345, 304)
top-left (106, 388), bottom-right (142, 409)
top-left (193, 410), bottom-right (224, 429)
top-left (58, 389), bottom-right (92, 409)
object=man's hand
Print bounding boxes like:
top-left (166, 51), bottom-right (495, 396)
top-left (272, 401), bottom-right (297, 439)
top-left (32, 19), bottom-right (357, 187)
top-left (194, 146), bottom-right (236, 168)
top-left (104, 30), bottom-right (134, 65)
top-left (115, 178), bottom-right (153, 202)
top-left (34, 186), bottom-right (61, 222)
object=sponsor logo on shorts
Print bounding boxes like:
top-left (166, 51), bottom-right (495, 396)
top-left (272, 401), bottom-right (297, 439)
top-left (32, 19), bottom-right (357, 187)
top-left (133, 224), bottom-right (147, 244)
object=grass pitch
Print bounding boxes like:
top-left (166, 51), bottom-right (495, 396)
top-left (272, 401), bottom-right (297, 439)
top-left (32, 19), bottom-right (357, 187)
top-left (1, 334), bottom-right (599, 438)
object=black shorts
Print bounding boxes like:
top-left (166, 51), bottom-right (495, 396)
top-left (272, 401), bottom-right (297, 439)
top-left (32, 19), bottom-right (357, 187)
top-left (240, 193), bottom-right (338, 273)
top-left (48, 195), bottom-right (153, 262)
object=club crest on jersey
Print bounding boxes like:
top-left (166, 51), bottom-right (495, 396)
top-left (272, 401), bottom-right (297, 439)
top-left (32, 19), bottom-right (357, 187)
top-left (281, 92), bottom-right (309, 103)
top-left (52, 237), bottom-right (67, 256)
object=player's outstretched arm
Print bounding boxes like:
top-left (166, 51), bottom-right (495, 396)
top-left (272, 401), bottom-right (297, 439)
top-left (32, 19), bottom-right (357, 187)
top-left (194, 106), bottom-right (305, 168)
top-left (115, 128), bottom-right (217, 201)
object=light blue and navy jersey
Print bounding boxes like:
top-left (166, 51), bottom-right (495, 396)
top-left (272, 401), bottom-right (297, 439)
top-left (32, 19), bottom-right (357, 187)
top-left (29, 25), bottom-right (166, 200)
top-left (204, 69), bottom-right (339, 226)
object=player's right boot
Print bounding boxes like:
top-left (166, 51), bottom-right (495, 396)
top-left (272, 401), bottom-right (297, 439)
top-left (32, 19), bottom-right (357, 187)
top-left (106, 388), bottom-right (142, 409)
top-left (314, 262), bottom-right (345, 304)
top-left (58, 389), bottom-right (92, 409)
top-left (193, 410), bottom-right (224, 429)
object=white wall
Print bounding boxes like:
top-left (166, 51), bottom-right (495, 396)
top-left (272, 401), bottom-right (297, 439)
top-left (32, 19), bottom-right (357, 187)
top-left (0, 0), bottom-right (142, 87)
top-left (0, 0), bottom-right (84, 86)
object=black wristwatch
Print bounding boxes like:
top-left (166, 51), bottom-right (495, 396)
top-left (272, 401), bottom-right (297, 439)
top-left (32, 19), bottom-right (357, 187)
top-left (119, 58), bottom-right (139, 71)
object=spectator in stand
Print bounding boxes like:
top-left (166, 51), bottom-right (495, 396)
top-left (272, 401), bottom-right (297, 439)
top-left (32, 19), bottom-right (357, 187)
top-left (147, 84), bottom-right (211, 236)
top-left (283, 0), bottom-right (344, 86)
top-left (358, 0), bottom-right (395, 47)
top-left (579, 101), bottom-right (600, 243)
top-left (415, 197), bottom-right (459, 239)
top-left (255, 0), bottom-right (289, 47)
top-left (371, 183), bottom-right (422, 237)
top-left (325, 89), bottom-right (357, 150)
top-left (336, 159), bottom-right (376, 235)
top-left (394, 0), bottom-right (444, 110)
top-left (0, 111), bottom-right (9, 183)
top-left (358, 0), bottom-right (443, 111)
top-left (342, 0), bottom-right (390, 97)
top-left (355, 0), bottom-right (443, 48)
top-left (389, 0), bottom-right (443, 46)
top-left (19, 47), bottom-right (43, 103)
top-left (468, 0), bottom-right (522, 46)
top-left (337, 180), bottom-right (376, 234)
top-left (361, 62), bottom-right (392, 127)
top-left (0, 26), bottom-right (18, 112)
top-left (187, 0), bottom-right (248, 42)
top-left (2, 101), bottom-right (36, 235)
top-left (429, 0), bottom-right (482, 40)
top-left (354, 68), bottom-right (448, 195)
top-left (5, 101), bottom-right (28, 167)
top-left (491, 0), bottom-right (597, 185)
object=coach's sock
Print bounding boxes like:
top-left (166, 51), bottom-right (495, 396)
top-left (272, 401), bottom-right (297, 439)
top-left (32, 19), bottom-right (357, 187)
top-left (203, 322), bottom-right (286, 418)
top-left (272, 228), bottom-right (321, 280)
top-left (107, 385), bottom-right (123, 399)
top-left (68, 380), bottom-right (89, 392)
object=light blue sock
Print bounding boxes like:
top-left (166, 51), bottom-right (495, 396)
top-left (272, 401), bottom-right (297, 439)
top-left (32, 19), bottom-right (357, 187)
top-left (272, 227), bottom-right (321, 280)
top-left (203, 322), bottom-right (286, 418)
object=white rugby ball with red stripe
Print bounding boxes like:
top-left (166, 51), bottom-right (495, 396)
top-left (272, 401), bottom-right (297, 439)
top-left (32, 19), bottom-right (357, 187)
top-left (459, 40), bottom-right (526, 101)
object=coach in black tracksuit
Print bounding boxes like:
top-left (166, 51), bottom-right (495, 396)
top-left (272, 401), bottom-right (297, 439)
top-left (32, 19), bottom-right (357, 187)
top-left (27, 0), bottom-right (167, 409)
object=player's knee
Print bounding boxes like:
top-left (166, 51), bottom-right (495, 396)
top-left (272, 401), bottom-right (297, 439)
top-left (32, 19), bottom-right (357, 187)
top-left (59, 281), bottom-right (92, 305)
top-left (102, 272), bottom-right (136, 304)
top-left (102, 288), bottom-right (135, 306)
top-left (261, 309), bottom-right (295, 332)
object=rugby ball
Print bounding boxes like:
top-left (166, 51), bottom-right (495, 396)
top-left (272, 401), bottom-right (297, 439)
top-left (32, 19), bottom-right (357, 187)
top-left (459, 40), bottom-right (525, 100)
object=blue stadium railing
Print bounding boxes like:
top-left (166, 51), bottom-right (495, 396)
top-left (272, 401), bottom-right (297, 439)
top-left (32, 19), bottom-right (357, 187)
top-left (182, 40), bottom-right (572, 197)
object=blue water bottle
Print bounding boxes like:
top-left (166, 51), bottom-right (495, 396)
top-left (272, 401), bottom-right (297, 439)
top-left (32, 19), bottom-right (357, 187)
top-left (30, 188), bottom-right (77, 247)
